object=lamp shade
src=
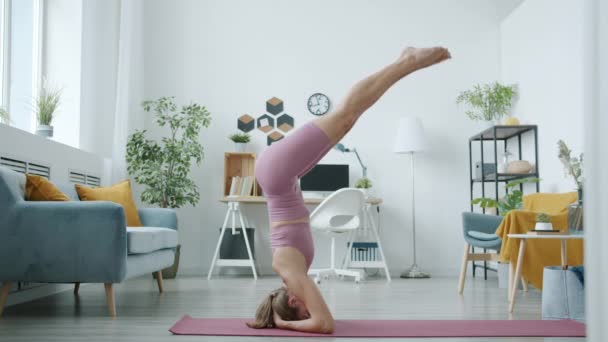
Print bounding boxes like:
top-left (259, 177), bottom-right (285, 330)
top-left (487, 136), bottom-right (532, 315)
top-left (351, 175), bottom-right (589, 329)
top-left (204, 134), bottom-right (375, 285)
top-left (393, 116), bottom-right (426, 153)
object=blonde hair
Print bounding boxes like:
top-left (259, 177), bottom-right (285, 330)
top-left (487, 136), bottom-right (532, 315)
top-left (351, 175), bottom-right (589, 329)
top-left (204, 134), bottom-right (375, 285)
top-left (246, 287), bottom-right (299, 329)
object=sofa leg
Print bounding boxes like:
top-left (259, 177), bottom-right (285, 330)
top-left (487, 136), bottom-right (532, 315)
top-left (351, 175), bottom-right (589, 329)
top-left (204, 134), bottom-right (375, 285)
top-left (74, 283), bottom-right (80, 295)
top-left (458, 244), bottom-right (470, 294)
top-left (0, 281), bottom-right (12, 317)
top-left (104, 283), bottom-right (116, 318)
top-left (155, 271), bottom-right (164, 293)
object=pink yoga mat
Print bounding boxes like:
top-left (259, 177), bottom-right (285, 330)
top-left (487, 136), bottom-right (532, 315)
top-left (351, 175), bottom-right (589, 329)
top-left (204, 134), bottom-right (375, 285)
top-left (169, 315), bottom-right (586, 337)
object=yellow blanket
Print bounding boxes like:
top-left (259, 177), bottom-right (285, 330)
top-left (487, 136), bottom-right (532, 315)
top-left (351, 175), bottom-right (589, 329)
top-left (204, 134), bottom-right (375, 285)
top-left (495, 192), bottom-right (583, 289)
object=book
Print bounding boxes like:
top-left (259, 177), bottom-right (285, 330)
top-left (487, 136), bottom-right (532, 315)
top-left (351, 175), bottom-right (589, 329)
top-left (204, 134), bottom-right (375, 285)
top-left (527, 230), bottom-right (562, 235)
top-left (242, 176), bottom-right (254, 196)
top-left (227, 176), bottom-right (239, 197)
top-left (240, 176), bottom-right (249, 196)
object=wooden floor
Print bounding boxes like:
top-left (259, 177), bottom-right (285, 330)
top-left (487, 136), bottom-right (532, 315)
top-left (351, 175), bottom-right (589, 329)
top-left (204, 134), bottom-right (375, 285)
top-left (0, 275), bottom-right (583, 341)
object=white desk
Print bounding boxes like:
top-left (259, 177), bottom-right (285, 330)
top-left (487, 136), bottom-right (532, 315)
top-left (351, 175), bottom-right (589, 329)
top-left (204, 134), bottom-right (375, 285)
top-left (506, 233), bottom-right (584, 313)
top-left (207, 196), bottom-right (389, 281)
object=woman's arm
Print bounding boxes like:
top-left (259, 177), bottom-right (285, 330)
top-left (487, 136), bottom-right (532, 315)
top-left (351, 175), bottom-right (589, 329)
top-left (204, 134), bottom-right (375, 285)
top-left (273, 311), bottom-right (334, 334)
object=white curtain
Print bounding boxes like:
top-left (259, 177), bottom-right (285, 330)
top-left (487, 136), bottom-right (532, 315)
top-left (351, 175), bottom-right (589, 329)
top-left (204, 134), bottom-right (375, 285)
top-left (584, 0), bottom-right (607, 341)
top-left (111, 0), bottom-right (144, 183)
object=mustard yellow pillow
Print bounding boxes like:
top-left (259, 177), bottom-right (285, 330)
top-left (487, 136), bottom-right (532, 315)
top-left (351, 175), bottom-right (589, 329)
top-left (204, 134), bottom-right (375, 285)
top-left (76, 180), bottom-right (142, 227)
top-left (25, 174), bottom-right (70, 201)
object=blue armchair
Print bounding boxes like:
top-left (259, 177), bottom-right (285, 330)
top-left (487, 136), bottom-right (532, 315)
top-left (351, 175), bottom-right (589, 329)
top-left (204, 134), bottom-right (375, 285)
top-left (0, 166), bottom-right (178, 317)
top-left (458, 212), bottom-right (503, 294)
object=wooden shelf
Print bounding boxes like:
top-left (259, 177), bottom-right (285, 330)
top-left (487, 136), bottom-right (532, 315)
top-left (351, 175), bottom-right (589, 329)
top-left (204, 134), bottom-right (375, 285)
top-left (223, 153), bottom-right (261, 197)
top-left (469, 125), bottom-right (537, 141)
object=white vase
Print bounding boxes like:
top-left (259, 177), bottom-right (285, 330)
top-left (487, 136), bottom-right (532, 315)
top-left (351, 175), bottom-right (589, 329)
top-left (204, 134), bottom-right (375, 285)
top-left (535, 222), bottom-right (554, 231)
top-left (234, 142), bottom-right (247, 152)
top-left (36, 125), bottom-right (54, 138)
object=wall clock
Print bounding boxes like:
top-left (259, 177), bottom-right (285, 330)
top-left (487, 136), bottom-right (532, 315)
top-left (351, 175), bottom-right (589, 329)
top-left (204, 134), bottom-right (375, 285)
top-left (307, 93), bottom-right (330, 116)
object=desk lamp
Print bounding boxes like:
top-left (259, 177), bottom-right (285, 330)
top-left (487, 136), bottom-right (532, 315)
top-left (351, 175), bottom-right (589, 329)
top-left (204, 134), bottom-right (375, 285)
top-left (334, 143), bottom-right (367, 178)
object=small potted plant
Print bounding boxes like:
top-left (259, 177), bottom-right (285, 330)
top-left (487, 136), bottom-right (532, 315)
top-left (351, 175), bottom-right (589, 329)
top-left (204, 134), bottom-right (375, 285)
top-left (456, 82), bottom-right (517, 128)
top-left (557, 140), bottom-right (583, 204)
top-left (535, 213), bottom-right (553, 231)
top-left (229, 132), bottom-right (251, 152)
top-left (0, 107), bottom-right (9, 125)
top-left (34, 80), bottom-right (62, 138)
top-left (354, 177), bottom-right (372, 196)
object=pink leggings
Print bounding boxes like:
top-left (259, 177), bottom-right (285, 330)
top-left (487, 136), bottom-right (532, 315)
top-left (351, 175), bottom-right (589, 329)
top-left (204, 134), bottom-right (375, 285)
top-left (255, 121), bottom-right (333, 269)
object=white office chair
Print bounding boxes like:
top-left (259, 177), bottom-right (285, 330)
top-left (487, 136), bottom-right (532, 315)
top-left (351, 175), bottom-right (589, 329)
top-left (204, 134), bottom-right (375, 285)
top-left (308, 188), bottom-right (366, 284)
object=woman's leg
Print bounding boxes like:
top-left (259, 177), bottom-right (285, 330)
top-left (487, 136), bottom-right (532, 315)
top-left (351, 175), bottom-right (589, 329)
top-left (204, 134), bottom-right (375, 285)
top-left (313, 47), bottom-right (450, 145)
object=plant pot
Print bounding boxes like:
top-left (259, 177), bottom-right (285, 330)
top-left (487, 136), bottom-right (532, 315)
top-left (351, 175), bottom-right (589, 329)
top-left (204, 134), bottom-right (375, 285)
top-left (535, 222), bottom-right (554, 231)
top-left (234, 142), bottom-right (247, 153)
top-left (36, 125), bottom-right (53, 138)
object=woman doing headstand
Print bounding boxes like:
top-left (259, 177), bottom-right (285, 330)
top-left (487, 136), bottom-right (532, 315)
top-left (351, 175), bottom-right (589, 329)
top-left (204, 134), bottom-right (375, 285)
top-left (247, 47), bottom-right (451, 334)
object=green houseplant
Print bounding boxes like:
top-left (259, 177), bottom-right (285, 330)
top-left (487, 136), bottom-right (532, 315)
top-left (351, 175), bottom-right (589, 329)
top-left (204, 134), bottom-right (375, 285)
top-left (456, 82), bottom-right (516, 126)
top-left (355, 177), bottom-right (373, 197)
top-left (126, 97), bottom-right (212, 279)
top-left (535, 213), bottom-right (553, 231)
top-left (229, 132), bottom-right (251, 152)
top-left (0, 107), bottom-right (9, 125)
top-left (557, 140), bottom-right (583, 201)
top-left (34, 80), bottom-right (62, 138)
top-left (471, 177), bottom-right (540, 216)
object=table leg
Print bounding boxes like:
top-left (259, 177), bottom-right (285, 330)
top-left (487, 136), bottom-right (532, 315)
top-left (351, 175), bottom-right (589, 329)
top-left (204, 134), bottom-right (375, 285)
top-left (561, 239), bottom-right (568, 270)
top-left (208, 205), bottom-right (232, 280)
top-left (237, 205), bottom-right (258, 280)
top-left (367, 205), bottom-right (391, 282)
top-left (508, 261), bottom-right (514, 300)
top-left (509, 240), bottom-right (526, 313)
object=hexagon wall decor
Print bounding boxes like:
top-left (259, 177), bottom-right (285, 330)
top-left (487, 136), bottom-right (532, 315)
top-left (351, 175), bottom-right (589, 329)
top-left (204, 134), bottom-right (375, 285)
top-left (266, 97), bottom-right (284, 115)
top-left (257, 114), bottom-right (275, 133)
top-left (277, 113), bottom-right (294, 133)
top-left (267, 131), bottom-right (284, 145)
top-left (238, 114), bottom-right (255, 132)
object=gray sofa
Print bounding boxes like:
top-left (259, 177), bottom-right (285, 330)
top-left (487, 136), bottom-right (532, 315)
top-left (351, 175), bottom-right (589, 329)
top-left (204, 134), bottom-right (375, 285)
top-left (0, 166), bottom-right (178, 317)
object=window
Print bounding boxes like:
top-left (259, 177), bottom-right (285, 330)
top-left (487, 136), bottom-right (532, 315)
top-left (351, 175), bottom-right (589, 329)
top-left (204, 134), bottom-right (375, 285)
top-left (0, 0), bottom-right (43, 132)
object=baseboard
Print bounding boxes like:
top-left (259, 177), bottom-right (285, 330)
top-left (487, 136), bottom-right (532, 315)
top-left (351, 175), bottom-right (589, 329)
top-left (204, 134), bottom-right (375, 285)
top-left (5, 283), bottom-right (75, 307)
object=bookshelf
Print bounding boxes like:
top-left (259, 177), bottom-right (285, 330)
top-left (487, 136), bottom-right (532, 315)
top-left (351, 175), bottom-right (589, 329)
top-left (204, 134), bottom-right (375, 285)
top-left (223, 153), bottom-right (261, 197)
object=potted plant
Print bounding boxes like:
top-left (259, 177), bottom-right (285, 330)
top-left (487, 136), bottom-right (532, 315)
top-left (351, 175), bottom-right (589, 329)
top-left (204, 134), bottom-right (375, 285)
top-left (456, 82), bottom-right (517, 128)
top-left (229, 132), bottom-right (251, 152)
top-left (557, 140), bottom-right (583, 203)
top-left (472, 177), bottom-right (540, 216)
top-left (0, 107), bottom-right (9, 125)
top-left (34, 80), bottom-right (62, 138)
top-left (355, 177), bottom-right (372, 196)
top-left (535, 213), bottom-right (553, 231)
top-left (126, 96), bottom-right (212, 278)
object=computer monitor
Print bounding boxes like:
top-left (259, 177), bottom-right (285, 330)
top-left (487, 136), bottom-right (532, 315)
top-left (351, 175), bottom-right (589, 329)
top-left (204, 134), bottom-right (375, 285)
top-left (300, 164), bottom-right (349, 192)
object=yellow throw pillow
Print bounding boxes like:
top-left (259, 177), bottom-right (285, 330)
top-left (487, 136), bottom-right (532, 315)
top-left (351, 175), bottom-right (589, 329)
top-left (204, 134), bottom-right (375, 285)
top-left (25, 174), bottom-right (70, 201)
top-left (76, 180), bottom-right (143, 227)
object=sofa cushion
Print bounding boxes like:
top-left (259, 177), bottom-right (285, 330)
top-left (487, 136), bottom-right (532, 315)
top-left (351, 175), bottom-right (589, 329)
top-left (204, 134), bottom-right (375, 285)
top-left (0, 165), bottom-right (26, 202)
top-left (126, 227), bottom-right (178, 254)
top-left (25, 174), bottom-right (70, 201)
top-left (76, 180), bottom-right (143, 226)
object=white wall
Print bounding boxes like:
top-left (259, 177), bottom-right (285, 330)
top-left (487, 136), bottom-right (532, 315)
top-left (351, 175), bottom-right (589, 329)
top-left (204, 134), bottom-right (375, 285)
top-left (42, 0), bottom-right (83, 148)
top-left (142, 0), bottom-right (510, 276)
top-left (501, 0), bottom-right (585, 193)
top-left (79, 0), bottom-right (120, 158)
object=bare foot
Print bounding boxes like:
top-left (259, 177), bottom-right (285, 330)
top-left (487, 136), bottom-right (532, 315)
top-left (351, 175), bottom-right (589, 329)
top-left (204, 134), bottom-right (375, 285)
top-left (398, 46), bottom-right (451, 73)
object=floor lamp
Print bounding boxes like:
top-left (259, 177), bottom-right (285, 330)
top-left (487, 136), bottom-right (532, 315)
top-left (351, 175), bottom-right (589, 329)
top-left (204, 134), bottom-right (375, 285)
top-left (393, 116), bottom-right (430, 278)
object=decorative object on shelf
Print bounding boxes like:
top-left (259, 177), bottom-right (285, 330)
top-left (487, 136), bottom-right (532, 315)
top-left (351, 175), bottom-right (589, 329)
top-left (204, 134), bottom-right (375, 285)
top-left (557, 140), bottom-right (583, 204)
top-left (126, 97), bottom-right (212, 278)
top-left (456, 82), bottom-right (517, 127)
top-left (472, 177), bottom-right (540, 216)
top-left (354, 177), bottom-right (372, 196)
top-left (393, 116), bottom-right (429, 279)
top-left (229, 132), bottom-right (251, 152)
top-left (34, 79), bottom-right (62, 138)
top-left (307, 93), bottom-right (331, 116)
top-left (250, 97), bottom-right (295, 145)
top-left (506, 160), bottom-right (533, 174)
top-left (475, 162), bottom-right (496, 179)
top-left (504, 116), bottom-right (520, 125)
top-left (498, 150), bottom-right (513, 173)
top-left (568, 203), bottom-right (584, 232)
top-left (535, 213), bottom-right (553, 231)
top-left (335, 143), bottom-right (367, 178)
top-left (0, 106), bottom-right (9, 125)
